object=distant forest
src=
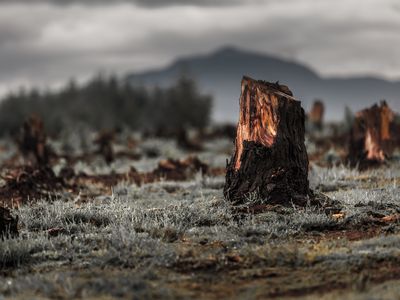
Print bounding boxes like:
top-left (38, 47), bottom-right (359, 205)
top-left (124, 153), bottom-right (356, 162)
top-left (0, 75), bottom-right (213, 137)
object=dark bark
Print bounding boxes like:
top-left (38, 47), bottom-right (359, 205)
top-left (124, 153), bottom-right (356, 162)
top-left (396, 119), bottom-right (400, 150)
top-left (224, 76), bottom-right (311, 205)
top-left (348, 101), bottom-right (395, 170)
top-left (18, 114), bottom-right (50, 166)
top-left (0, 207), bottom-right (18, 239)
top-left (308, 100), bottom-right (325, 130)
top-left (94, 130), bottom-right (115, 164)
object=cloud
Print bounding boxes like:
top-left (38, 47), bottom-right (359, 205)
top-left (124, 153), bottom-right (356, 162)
top-left (0, 0), bottom-right (254, 7)
top-left (0, 0), bottom-right (399, 98)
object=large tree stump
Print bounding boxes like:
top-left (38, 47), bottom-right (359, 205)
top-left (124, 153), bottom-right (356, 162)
top-left (224, 76), bottom-right (311, 205)
top-left (348, 101), bottom-right (395, 169)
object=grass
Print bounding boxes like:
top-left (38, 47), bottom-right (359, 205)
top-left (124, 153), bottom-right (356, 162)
top-left (1, 137), bottom-right (400, 299)
top-left (2, 166), bottom-right (398, 268)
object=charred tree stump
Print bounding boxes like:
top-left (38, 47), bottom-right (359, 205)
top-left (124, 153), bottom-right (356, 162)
top-left (348, 101), bottom-right (395, 169)
top-left (308, 100), bottom-right (325, 131)
top-left (224, 76), bottom-right (311, 206)
top-left (0, 207), bottom-right (18, 239)
top-left (394, 114), bottom-right (400, 150)
top-left (18, 114), bottom-right (50, 166)
top-left (94, 130), bottom-right (115, 164)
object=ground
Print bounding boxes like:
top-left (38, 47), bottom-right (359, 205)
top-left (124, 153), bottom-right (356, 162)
top-left (1, 133), bottom-right (400, 299)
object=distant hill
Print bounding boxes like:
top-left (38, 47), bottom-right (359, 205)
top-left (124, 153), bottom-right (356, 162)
top-left (126, 46), bottom-right (400, 122)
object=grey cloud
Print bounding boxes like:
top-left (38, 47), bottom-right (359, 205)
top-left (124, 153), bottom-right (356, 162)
top-left (0, 0), bottom-right (251, 7)
top-left (0, 27), bottom-right (30, 47)
top-left (0, 24), bottom-right (43, 48)
top-left (0, 0), bottom-right (399, 99)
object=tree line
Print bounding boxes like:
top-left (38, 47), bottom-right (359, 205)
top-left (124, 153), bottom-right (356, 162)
top-left (0, 75), bottom-right (213, 137)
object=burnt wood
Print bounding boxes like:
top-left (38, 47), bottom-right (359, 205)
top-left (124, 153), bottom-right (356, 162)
top-left (0, 207), bottom-right (18, 239)
top-left (224, 76), bottom-right (311, 205)
top-left (348, 101), bottom-right (395, 169)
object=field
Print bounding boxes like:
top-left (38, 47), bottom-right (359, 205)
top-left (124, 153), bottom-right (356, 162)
top-left (1, 131), bottom-right (400, 299)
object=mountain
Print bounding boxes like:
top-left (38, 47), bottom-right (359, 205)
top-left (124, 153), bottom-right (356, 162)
top-left (126, 46), bottom-right (400, 122)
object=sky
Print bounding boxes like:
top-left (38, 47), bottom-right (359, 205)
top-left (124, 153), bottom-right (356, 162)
top-left (0, 0), bottom-right (400, 96)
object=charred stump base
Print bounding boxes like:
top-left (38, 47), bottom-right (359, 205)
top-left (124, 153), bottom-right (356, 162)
top-left (348, 101), bottom-right (395, 170)
top-left (224, 76), bottom-right (314, 207)
top-left (225, 141), bottom-right (312, 206)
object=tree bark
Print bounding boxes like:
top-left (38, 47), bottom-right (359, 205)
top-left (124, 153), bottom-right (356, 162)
top-left (224, 76), bottom-right (311, 205)
top-left (18, 114), bottom-right (50, 166)
top-left (0, 207), bottom-right (18, 239)
top-left (94, 129), bottom-right (115, 164)
top-left (308, 100), bottom-right (325, 130)
top-left (396, 116), bottom-right (400, 150)
top-left (348, 101), bottom-right (395, 169)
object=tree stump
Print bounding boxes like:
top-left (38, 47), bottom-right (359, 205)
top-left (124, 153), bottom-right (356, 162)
top-left (18, 114), bottom-right (50, 166)
top-left (348, 101), bottom-right (395, 169)
top-left (224, 76), bottom-right (311, 205)
top-left (0, 207), bottom-right (18, 239)
top-left (94, 130), bottom-right (115, 164)
top-left (392, 114), bottom-right (400, 150)
top-left (308, 100), bottom-right (325, 131)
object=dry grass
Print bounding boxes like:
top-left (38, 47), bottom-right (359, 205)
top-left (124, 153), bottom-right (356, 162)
top-left (1, 137), bottom-right (400, 299)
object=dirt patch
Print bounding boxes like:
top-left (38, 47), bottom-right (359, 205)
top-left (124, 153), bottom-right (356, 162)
top-left (0, 166), bottom-right (65, 207)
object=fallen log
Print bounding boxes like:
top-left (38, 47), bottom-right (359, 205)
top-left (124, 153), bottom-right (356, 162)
top-left (348, 101), bottom-right (395, 169)
top-left (224, 76), bottom-right (311, 205)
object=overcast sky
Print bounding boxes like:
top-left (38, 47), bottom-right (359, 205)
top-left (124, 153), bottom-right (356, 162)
top-left (0, 0), bottom-right (400, 96)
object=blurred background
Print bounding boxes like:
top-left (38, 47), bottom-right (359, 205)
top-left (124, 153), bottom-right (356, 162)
top-left (0, 0), bottom-right (399, 136)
